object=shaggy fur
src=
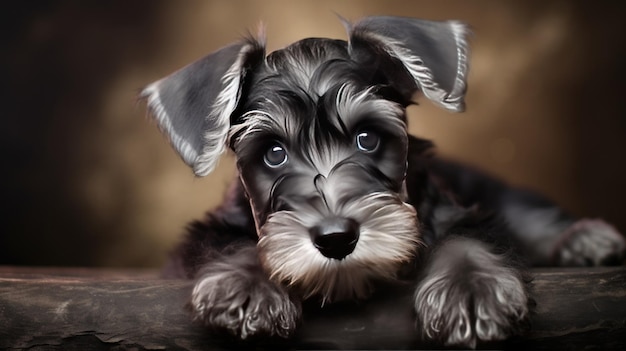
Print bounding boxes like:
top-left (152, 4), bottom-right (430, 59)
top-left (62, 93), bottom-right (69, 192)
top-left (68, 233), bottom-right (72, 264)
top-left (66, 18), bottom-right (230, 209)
top-left (142, 16), bottom-right (625, 348)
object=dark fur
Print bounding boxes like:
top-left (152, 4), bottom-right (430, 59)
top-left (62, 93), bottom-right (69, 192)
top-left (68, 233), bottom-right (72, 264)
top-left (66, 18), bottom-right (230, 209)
top-left (143, 16), bottom-right (625, 348)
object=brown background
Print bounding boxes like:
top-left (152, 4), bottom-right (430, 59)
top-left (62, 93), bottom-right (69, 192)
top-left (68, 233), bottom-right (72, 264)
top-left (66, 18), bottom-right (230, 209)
top-left (2, 0), bottom-right (625, 268)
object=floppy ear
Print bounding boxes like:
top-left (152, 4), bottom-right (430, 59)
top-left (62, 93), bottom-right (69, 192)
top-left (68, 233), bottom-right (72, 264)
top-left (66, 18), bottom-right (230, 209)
top-left (347, 16), bottom-right (469, 112)
top-left (140, 39), bottom-right (265, 176)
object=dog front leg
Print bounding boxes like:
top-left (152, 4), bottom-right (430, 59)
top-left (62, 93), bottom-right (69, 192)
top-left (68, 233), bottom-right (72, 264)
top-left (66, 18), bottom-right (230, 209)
top-left (414, 236), bottom-right (530, 348)
top-left (190, 245), bottom-right (301, 339)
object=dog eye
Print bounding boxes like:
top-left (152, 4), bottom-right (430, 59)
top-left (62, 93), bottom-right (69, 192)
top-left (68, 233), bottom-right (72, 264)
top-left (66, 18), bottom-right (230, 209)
top-left (356, 131), bottom-right (380, 152)
top-left (264, 143), bottom-right (288, 168)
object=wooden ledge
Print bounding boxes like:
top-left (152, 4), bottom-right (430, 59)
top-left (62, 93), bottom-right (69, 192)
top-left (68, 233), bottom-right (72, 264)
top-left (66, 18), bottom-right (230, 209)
top-left (1, 266), bottom-right (625, 350)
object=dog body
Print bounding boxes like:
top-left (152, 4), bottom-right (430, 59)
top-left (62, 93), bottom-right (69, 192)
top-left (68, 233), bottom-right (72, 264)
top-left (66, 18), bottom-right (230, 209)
top-left (142, 16), bottom-right (625, 348)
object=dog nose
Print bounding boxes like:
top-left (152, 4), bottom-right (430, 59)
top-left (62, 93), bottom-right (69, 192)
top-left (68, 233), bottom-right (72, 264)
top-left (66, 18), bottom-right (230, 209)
top-left (310, 218), bottom-right (360, 260)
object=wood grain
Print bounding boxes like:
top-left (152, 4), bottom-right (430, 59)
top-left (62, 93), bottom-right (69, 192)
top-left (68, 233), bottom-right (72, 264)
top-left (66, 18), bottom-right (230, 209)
top-left (1, 266), bottom-right (624, 350)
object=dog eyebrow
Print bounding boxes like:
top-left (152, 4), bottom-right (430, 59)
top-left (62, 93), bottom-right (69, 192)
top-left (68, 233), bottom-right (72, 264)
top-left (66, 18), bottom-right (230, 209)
top-left (333, 83), bottom-right (406, 133)
top-left (228, 110), bottom-right (274, 142)
top-left (335, 83), bottom-right (375, 122)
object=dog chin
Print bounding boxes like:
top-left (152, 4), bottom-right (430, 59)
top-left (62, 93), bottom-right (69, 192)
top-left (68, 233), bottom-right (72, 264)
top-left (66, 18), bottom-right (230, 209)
top-left (257, 192), bottom-right (421, 303)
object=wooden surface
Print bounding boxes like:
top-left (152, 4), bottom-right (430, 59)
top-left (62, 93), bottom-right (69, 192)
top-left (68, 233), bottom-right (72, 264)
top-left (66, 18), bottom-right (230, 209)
top-left (1, 266), bottom-right (625, 350)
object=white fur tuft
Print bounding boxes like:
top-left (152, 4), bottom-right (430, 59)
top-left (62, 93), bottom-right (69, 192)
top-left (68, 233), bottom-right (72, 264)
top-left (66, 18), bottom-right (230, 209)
top-left (258, 192), bottom-right (421, 303)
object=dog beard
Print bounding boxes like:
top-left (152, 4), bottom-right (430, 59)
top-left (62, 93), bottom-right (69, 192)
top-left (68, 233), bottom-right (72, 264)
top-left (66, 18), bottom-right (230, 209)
top-left (257, 192), bottom-right (421, 303)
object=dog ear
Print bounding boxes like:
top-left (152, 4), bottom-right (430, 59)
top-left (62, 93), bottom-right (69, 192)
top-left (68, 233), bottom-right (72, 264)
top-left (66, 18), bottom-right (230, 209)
top-left (347, 16), bottom-right (469, 112)
top-left (140, 39), bottom-right (265, 176)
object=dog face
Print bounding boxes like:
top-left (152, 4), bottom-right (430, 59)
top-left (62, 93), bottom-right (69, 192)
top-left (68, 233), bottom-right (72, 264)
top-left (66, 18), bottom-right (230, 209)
top-left (232, 39), bottom-right (419, 301)
top-left (142, 16), bottom-right (469, 301)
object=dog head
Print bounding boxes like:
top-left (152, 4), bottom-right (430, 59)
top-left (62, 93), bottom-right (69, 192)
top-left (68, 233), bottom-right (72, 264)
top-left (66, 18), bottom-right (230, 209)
top-left (142, 16), bottom-right (469, 302)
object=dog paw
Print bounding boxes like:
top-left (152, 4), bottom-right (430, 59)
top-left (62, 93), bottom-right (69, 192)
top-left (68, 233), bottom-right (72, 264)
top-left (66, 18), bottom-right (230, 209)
top-left (553, 219), bottom-right (626, 266)
top-left (189, 267), bottom-right (301, 339)
top-left (415, 264), bottom-right (528, 348)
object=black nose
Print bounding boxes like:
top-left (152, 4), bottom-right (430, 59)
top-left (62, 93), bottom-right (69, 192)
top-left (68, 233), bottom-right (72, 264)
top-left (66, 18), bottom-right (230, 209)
top-left (309, 218), bottom-right (360, 260)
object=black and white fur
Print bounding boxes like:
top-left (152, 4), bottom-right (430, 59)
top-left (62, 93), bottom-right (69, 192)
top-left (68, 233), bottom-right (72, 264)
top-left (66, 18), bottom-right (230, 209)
top-left (141, 16), bottom-right (625, 348)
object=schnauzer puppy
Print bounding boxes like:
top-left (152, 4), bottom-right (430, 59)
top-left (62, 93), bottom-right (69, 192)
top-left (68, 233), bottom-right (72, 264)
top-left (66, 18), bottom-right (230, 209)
top-left (141, 16), bottom-right (625, 348)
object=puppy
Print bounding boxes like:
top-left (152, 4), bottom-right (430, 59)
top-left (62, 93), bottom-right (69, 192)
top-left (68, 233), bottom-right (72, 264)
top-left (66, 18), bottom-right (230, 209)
top-left (141, 16), bottom-right (625, 348)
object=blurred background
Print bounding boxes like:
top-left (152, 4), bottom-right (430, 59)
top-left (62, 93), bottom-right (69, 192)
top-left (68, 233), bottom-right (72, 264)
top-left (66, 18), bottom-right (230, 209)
top-left (2, 0), bottom-right (625, 268)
